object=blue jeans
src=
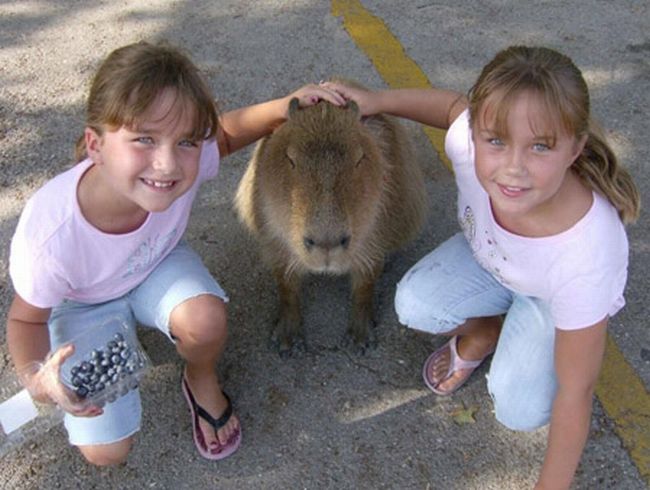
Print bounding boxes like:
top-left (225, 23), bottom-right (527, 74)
top-left (48, 241), bottom-right (228, 446)
top-left (395, 233), bottom-right (557, 431)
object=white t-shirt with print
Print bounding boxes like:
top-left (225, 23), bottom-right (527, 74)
top-left (9, 139), bottom-right (220, 308)
top-left (445, 110), bottom-right (628, 330)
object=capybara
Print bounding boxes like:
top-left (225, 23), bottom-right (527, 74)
top-left (234, 85), bottom-right (427, 355)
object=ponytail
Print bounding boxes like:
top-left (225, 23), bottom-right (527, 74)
top-left (574, 123), bottom-right (640, 224)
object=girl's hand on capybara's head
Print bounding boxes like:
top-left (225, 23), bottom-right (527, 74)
top-left (286, 83), bottom-right (347, 111)
top-left (319, 81), bottom-right (377, 117)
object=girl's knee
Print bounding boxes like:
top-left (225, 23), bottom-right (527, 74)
top-left (488, 377), bottom-right (551, 431)
top-left (77, 436), bottom-right (134, 466)
top-left (170, 294), bottom-right (227, 345)
top-left (394, 278), bottom-right (453, 334)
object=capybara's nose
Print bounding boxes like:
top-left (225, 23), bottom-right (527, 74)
top-left (303, 234), bottom-right (351, 251)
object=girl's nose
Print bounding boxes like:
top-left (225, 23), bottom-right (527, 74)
top-left (504, 149), bottom-right (526, 175)
top-left (152, 147), bottom-right (176, 173)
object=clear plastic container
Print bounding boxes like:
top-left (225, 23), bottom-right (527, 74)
top-left (0, 364), bottom-right (64, 457)
top-left (59, 317), bottom-right (151, 409)
top-left (0, 318), bottom-right (151, 456)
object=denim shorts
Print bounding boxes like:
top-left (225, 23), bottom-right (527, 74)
top-left (48, 241), bottom-right (228, 446)
top-left (395, 233), bottom-right (557, 431)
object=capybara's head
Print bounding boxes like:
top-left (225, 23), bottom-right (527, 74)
top-left (256, 99), bottom-right (390, 274)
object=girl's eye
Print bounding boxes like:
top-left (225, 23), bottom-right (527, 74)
top-left (488, 137), bottom-right (504, 146)
top-left (533, 142), bottom-right (550, 152)
top-left (135, 136), bottom-right (153, 144)
top-left (179, 139), bottom-right (198, 148)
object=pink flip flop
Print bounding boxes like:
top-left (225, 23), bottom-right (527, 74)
top-left (181, 374), bottom-right (242, 460)
top-left (422, 335), bottom-right (493, 396)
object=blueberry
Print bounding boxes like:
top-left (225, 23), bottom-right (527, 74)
top-left (72, 375), bottom-right (82, 387)
top-left (107, 340), bottom-right (118, 350)
top-left (76, 386), bottom-right (88, 398)
top-left (95, 382), bottom-right (105, 392)
top-left (71, 366), bottom-right (80, 376)
top-left (111, 354), bottom-right (121, 364)
top-left (80, 361), bottom-right (91, 373)
top-left (114, 333), bottom-right (124, 342)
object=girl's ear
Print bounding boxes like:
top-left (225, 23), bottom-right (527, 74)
top-left (572, 133), bottom-right (589, 163)
top-left (84, 127), bottom-right (103, 164)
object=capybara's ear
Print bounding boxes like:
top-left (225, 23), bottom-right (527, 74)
top-left (288, 97), bottom-right (301, 118)
top-left (347, 100), bottom-right (361, 119)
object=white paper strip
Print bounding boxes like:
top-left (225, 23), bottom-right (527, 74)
top-left (0, 388), bottom-right (39, 435)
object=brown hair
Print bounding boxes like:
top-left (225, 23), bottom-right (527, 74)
top-left (468, 46), bottom-right (640, 224)
top-left (75, 41), bottom-right (218, 162)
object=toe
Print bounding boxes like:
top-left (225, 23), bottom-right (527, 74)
top-left (216, 414), bottom-right (239, 445)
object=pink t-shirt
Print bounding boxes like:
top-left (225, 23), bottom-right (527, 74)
top-left (9, 139), bottom-right (220, 308)
top-left (445, 110), bottom-right (628, 330)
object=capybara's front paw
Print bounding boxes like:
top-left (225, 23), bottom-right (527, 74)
top-left (344, 317), bottom-right (377, 355)
top-left (270, 316), bottom-right (306, 358)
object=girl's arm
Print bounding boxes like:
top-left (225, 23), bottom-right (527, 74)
top-left (321, 82), bottom-right (467, 129)
top-left (536, 318), bottom-right (608, 490)
top-left (216, 84), bottom-right (347, 157)
top-left (7, 294), bottom-right (52, 371)
top-left (7, 294), bottom-right (101, 416)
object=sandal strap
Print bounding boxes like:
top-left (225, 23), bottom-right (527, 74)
top-left (448, 335), bottom-right (484, 371)
top-left (182, 377), bottom-right (233, 431)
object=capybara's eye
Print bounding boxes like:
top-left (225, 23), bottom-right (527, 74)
top-left (286, 148), bottom-right (298, 168)
top-left (303, 237), bottom-right (315, 249)
top-left (353, 149), bottom-right (364, 166)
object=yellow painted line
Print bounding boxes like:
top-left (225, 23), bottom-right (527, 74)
top-left (595, 335), bottom-right (650, 483)
top-left (332, 0), bottom-right (650, 484)
top-left (331, 0), bottom-right (450, 171)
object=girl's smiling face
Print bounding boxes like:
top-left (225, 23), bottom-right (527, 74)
top-left (471, 90), bottom-right (587, 235)
top-left (85, 88), bottom-right (203, 220)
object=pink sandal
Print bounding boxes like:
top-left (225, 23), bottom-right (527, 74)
top-left (181, 374), bottom-right (242, 460)
top-left (422, 336), bottom-right (493, 396)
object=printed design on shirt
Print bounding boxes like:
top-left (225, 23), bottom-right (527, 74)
top-left (123, 229), bottom-right (177, 278)
top-left (480, 230), bottom-right (509, 285)
top-left (460, 206), bottom-right (478, 251)
top-left (459, 205), bottom-right (509, 285)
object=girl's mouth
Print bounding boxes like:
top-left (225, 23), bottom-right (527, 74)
top-left (141, 178), bottom-right (176, 189)
top-left (497, 183), bottom-right (527, 197)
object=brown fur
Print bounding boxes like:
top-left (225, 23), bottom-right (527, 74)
top-left (234, 83), bottom-right (427, 355)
